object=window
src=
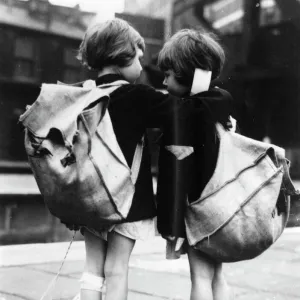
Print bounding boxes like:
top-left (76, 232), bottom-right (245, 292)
top-left (0, 29), bottom-right (12, 77)
top-left (204, 0), bottom-right (244, 34)
top-left (203, 0), bottom-right (282, 34)
top-left (63, 48), bottom-right (83, 83)
top-left (260, 0), bottom-right (282, 27)
top-left (14, 37), bottom-right (38, 80)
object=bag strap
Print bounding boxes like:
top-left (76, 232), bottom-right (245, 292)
top-left (96, 80), bottom-right (145, 184)
top-left (81, 111), bottom-right (145, 186)
top-left (282, 159), bottom-right (300, 197)
top-left (82, 79), bottom-right (145, 185)
top-left (131, 136), bottom-right (145, 184)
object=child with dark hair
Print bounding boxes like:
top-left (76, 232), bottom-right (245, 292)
top-left (73, 18), bottom-right (190, 300)
top-left (157, 28), bottom-right (237, 300)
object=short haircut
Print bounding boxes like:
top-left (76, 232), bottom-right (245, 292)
top-left (158, 29), bottom-right (225, 86)
top-left (77, 18), bottom-right (145, 70)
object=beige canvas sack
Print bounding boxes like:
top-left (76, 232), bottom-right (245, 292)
top-left (20, 80), bottom-right (144, 228)
top-left (185, 123), bottom-right (299, 262)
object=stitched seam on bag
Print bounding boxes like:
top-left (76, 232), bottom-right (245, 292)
top-left (189, 168), bottom-right (283, 245)
top-left (264, 154), bottom-right (279, 172)
top-left (24, 121), bottom-right (47, 140)
top-left (80, 114), bottom-right (125, 220)
top-left (89, 154), bottom-right (125, 220)
top-left (95, 131), bottom-right (130, 169)
top-left (190, 151), bottom-right (275, 206)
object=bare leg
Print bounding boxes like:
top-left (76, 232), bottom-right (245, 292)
top-left (104, 231), bottom-right (135, 300)
top-left (212, 263), bottom-right (232, 300)
top-left (187, 246), bottom-right (215, 300)
top-left (80, 229), bottom-right (107, 300)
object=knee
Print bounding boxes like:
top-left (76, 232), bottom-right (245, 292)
top-left (104, 260), bottom-right (129, 279)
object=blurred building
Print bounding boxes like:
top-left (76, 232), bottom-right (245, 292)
top-left (202, 0), bottom-right (281, 34)
top-left (168, 0), bottom-right (300, 178)
top-left (0, 0), bottom-right (97, 244)
top-left (0, 0), bottom-right (167, 244)
top-left (115, 12), bottom-right (166, 176)
top-left (0, 0), bottom-right (95, 161)
top-left (4, 0), bottom-right (300, 244)
top-left (116, 12), bottom-right (165, 88)
top-left (124, 0), bottom-right (173, 39)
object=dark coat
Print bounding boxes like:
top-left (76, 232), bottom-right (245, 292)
top-left (156, 87), bottom-right (237, 237)
top-left (95, 74), bottom-right (188, 223)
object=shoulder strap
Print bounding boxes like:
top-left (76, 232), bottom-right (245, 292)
top-left (282, 159), bottom-right (300, 197)
top-left (97, 80), bottom-right (129, 88)
top-left (131, 136), bottom-right (145, 184)
top-left (95, 79), bottom-right (144, 185)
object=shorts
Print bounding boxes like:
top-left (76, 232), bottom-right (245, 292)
top-left (84, 218), bottom-right (156, 241)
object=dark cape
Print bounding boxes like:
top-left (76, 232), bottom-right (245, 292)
top-left (92, 74), bottom-right (188, 223)
top-left (156, 87), bottom-right (238, 237)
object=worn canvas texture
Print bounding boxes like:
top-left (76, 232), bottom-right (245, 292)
top-left (185, 123), bottom-right (294, 262)
top-left (20, 81), bottom-right (141, 228)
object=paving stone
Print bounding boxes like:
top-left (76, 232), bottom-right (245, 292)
top-left (235, 291), bottom-right (299, 300)
top-left (0, 293), bottom-right (25, 300)
top-left (25, 261), bottom-right (84, 277)
top-left (128, 290), bottom-right (170, 300)
top-left (225, 269), bottom-right (300, 298)
top-left (0, 267), bottom-right (79, 300)
top-left (128, 268), bottom-right (190, 300)
top-left (129, 254), bottom-right (190, 275)
top-left (2, 229), bottom-right (300, 300)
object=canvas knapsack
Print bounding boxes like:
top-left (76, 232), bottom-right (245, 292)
top-left (19, 80), bottom-right (144, 229)
top-left (185, 122), bottom-right (299, 263)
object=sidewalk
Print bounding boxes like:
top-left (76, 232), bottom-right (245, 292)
top-left (1, 228), bottom-right (300, 300)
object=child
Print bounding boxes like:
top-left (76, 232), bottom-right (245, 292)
top-left (73, 18), bottom-right (189, 300)
top-left (157, 29), bottom-right (237, 300)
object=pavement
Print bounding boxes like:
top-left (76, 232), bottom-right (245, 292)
top-left (1, 228), bottom-right (300, 300)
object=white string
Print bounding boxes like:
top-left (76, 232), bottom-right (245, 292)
top-left (40, 231), bottom-right (77, 300)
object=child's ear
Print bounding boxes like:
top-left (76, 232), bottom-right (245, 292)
top-left (190, 68), bottom-right (212, 95)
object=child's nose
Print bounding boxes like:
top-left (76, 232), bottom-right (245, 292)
top-left (163, 78), bottom-right (167, 86)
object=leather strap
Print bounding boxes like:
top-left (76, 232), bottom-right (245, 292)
top-left (282, 159), bottom-right (300, 197)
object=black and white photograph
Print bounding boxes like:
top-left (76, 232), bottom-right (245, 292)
top-left (1, 0), bottom-right (300, 299)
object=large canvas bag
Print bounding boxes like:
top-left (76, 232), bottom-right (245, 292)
top-left (20, 80), bottom-right (144, 228)
top-left (185, 123), bottom-right (299, 263)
